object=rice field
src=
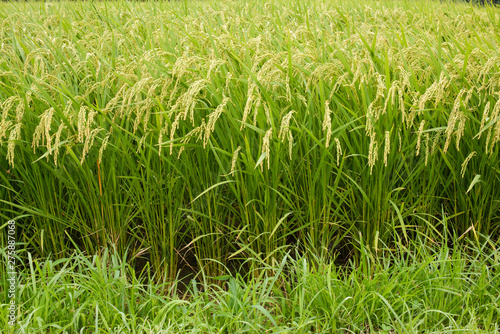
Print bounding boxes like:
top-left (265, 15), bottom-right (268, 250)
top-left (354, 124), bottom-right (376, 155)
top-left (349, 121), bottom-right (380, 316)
top-left (0, 0), bottom-right (500, 332)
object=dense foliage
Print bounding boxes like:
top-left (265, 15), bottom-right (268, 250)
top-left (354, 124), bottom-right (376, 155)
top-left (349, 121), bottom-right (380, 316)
top-left (1, 238), bottom-right (500, 332)
top-left (1, 0), bottom-right (500, 275)
top-left (1, 0), bottom-right (500, 332)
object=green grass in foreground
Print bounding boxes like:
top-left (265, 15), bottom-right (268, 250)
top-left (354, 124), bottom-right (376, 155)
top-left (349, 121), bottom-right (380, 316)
top-left (1, 235), bottom-right (499, 333)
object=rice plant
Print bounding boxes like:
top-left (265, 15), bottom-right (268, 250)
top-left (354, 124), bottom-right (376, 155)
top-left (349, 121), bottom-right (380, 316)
top-left (0, 0), bottom-right (499, 287)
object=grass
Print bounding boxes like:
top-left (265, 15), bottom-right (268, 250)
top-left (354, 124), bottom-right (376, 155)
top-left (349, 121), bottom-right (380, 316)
top-left (0, 0), bottom-right (499, 331)
top-left (1, 234), bottom-right (499, 333)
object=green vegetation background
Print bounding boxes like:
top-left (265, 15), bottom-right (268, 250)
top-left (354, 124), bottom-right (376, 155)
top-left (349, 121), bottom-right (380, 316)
top-left (0, 0), bottom-right (499, 332)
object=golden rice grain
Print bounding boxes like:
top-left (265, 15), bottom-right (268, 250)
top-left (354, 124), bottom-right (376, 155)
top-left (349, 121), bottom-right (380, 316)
top-left (384, 131), bottom-right (390, 167)
top-left (461, 151), bottom-right (476, 178)
top-left (323, 101), bottom-right (332, 148)
top-left (230, 146), bottom-right (242, 174)
top-left (261, 127), bottom-right (272, 171)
